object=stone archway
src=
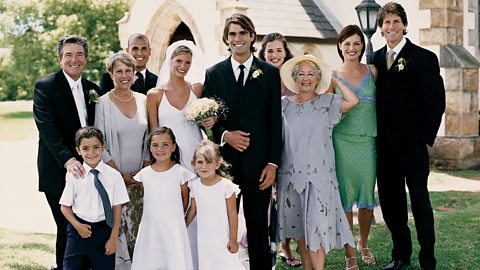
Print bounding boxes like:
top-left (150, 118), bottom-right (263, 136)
top-left (169, 22), bottom-right (195, 45)
top-left (145, 0), bottom-right (204, 74)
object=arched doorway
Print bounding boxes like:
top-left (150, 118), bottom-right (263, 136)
top-left (170, 22), bottom-right (195, 45)
top-left (145, 0), bottom-right (203, 74)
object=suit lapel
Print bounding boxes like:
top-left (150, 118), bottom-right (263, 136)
top-left (145, 69), bottom-right (157, 90)
top-left (223, 57), bottom-right (239, 92)
top-left (387, 39), bottom-right (414, 72)
top-left (81, 78), bottom-right (96, 125)
top-left (377, 46), bottom-right (389, 71)
top-left (57, 71), bottom-right (82, 127)
top-left (243, 57), bottom-right (259, 91)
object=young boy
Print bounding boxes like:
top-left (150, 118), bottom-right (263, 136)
top-left (60, 127), bottom-right (129, 269)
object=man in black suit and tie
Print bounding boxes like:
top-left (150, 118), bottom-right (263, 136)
top-left (371, 3), bottom-right (445, 270)
top-left (202, 13), bottom-right (282, 269)
top-left (33, 35), bottom-right (99, 270)
top-left (99, 33), bottom-right (158, 95)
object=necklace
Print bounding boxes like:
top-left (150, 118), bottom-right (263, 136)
top-left (111, 90), bottom-right (133, 102)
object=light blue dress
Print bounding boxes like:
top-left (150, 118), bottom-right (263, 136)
top-left (277, 94), bottom-right (355, 253)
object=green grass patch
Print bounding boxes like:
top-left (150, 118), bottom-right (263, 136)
top-left (0, 111), bottom-right (33, 119)
top-left (0, 112), bottom-right (37, 141)
top-left (0, 228), bottom-right (55, 269)
top-left (0, 192), bottom-right (478, 269)
top-left (276, 191), bottom-right (480, 270)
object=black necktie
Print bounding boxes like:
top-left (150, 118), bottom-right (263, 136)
top-left (91, 169), bottom-right (113, 228)
top-left (237, 64), bottom-right (245, 90)
top-left (132, 72), bottom-right (145, 93)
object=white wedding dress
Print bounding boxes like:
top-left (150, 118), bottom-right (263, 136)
top-left (157, 85), bottom-right (204, 171)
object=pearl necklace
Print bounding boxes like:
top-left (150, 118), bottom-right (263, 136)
top-left (111, 90), bottom-right (133, 102)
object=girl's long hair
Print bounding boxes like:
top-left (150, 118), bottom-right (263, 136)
top-left (192, 139), bottom-right (232, 180)
top-left (147, 127), bottom-right (181, 164)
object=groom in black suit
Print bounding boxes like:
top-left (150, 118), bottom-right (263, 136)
top-left (99, 33), bottom-right (158, 95)
top-left (371, 3), bottom-right (445, 270)
top-left (202, 13), bottom-right (282, 269)
top-left (33, 35), bottom-right (98, 270)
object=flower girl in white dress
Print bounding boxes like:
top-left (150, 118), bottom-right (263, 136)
top-left (131, 127), bottom-right (194, 269)
top-left (186, 140), bottom-right (244, 270)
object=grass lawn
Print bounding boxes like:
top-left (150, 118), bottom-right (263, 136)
top-left (0, 101), bottom-right (37, 141)
top-left (276, 191), bottom-right (480, 270)
top-left (1, 101), bottom-right (479, 269)
top-left (0, 228), bottom-right (55, 270)
top-left (0, 191), bottom-right (478, 269)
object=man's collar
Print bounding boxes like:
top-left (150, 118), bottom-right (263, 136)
top-left (63, 70), bottom-right (82, 89)
top-left (136, 68), bottom-right (147, 78)
top-left (388, 37), bottom-right (407, 55)
top-left (84, 160), bottom-right (106, 175)
top-left (231, 54), bottom-right (254, 71)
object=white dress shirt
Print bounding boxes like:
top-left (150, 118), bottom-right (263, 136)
top-left (59, 161), bottom-right (130, 223)
top-left (64, 71), bottom-right (87, 127)
top-left (231, 54), bottom-right (254, 87)
top-left (220, 54), bottom-right (255, 145)
top-left (135, 69), bottom-right (147, 83)
top-left (387, 37), bottom-right (407, 62)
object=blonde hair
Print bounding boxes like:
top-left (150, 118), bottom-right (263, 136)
top-left (171, 45), bottom-right (192, 59)
top-left (192, 140), bottom-right (232, 180)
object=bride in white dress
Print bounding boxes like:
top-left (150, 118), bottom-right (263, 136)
top-left (146, 40), bottom-right (206, 269)
top-left (146, 40), bottom-right (206, 171)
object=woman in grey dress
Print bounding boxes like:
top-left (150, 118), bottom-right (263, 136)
top-left (277, 55), bottom-right (359, 270)
top-left (95, 52), bottom-right (149, 269)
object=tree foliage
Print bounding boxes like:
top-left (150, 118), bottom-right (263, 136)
top-left (0, 0), bottom-right (130, 100)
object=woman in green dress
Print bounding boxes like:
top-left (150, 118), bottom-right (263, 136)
top-left (327, 25), bottom-right (378, 270)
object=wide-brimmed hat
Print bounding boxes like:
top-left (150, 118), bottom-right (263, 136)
top-left (280, 54), bottom-right (332, 94)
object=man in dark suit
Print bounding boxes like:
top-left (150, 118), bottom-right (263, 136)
top-left (371, 3), bottom-right (445, 270)
top-left (33, 35), bottom-right (99, 270)
top-left (99, 33), bottom-right (157, 95)
top-left (202, 13), bottom-right (282, 269)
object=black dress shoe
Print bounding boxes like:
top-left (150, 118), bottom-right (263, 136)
top-left (383, 259), bottom-right (410, 270)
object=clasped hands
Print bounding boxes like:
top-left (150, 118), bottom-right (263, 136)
top-left (224, 130), bottom-right (276, 190)
top-left (201, 116), bottom-right (276, 190)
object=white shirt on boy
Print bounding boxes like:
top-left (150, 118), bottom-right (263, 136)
top-left (60, 160), bottom-right (129, 223)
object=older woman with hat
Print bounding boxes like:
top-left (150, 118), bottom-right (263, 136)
top-left (277, 55), bottom-right (359, 270)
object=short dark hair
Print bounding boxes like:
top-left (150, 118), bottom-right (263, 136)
top-left (222, 13), bottom-right (257, 52)
top-left (377, 2), bottom-right (408, 35)
top-left (127, 33), bottom-right (150, 49)
top-left (75, 127), bottom-right (104, 147)
top-left (57, 35), bottom-right (88, 58)
top-left (147, 127), bottom-right (181, 164)
top-left (258, 32), bottom-right (294, 63)
top-left (337, 25), bottom-right (366, 62)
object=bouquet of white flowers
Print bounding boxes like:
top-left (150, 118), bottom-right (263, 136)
top-left (185, 97), bottom-right (227, 140)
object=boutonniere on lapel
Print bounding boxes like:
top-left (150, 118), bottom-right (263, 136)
top-left (88, 89), bottom-right (99, 104)
top-left (395, 58), bottom-right (411, 72)
top-left (250, 63), bottom-right (263, 80)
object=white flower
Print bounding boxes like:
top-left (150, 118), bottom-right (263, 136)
top-left (395, 58), bottom-right (408, 72)
top-left (88, 89), bottom-right (99, 104)
top-left (185, 98), bottom-right (225, 124)
top-left (252, 69), bottom-right (263, 79)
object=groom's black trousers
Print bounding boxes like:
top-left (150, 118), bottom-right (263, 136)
top-left (377, 141), bottom-right (436, 269)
